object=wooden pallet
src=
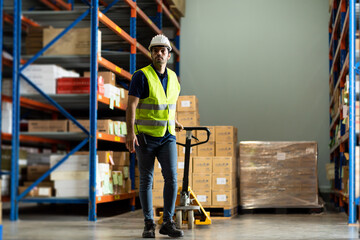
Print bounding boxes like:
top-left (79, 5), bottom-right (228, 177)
top-left (203, 205), bottom-right (238, 219)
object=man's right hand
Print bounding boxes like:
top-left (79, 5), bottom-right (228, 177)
top-left (126, 133), bottom-right (139, 153)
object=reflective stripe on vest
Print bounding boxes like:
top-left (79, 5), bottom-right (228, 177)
top-left (135, 65), bottom-right (180, 137)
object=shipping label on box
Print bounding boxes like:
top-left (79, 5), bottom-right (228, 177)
top-left (212, 173), bottom-right (236, 190)
top-left (193, 157), bottom-right (212, 173)
top-left (213, 157), bottom-right (235, 173)
top-left (212, 188), bottom-right (237, 207)
top-left (195, 190), bottom-right (211, 207)
top-left (177, 157), bottom-right (192, 173)
top-left (197, 126), bottom-right (215, 142)
top-left (215, 126), bottom-right (237, 142)
top-left (197, 142), bottom-right (215, 157)
top-left (177, 95), bottom-right (199, 112)
top-left (178, 145), bottom-right (197, 157)
top-left (192, 173), bottom-right (211, 191)
top-left (216, 142), bottom-right (236, 157)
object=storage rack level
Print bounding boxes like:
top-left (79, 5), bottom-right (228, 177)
top-left (328, 0), bottom-right (359, 223)
top-left (8, 0), bottom-right (181, 221)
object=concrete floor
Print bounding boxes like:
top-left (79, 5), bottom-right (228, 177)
top-left (2, 205), bottom-right (360, 240)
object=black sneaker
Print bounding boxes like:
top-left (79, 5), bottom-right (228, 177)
top-left (142, 220), bottom-right (156, 238)
top-left (159, 220), bottom-right (184, 238)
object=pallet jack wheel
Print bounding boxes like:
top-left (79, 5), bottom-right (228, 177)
top-left (176, 210), bottom-right (182, 229)
top-left (188, 210), bottom-right (194, 229)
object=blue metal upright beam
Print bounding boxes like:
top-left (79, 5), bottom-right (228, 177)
top-left (348, 0), bottom-right (356, 224)
top-left (175, 30), bottom-right (180, 76)
top-left (11, 0), bottom-right (21, 221)
top-left (89, 0), bottom-right (99, 222)
top-left (0, 0), bottom-right (4, 174)
top-left (129, 0), bottom-right (136, 194)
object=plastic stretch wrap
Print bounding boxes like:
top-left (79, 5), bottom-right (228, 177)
top-left (239, 141), bottom-right (320, 209)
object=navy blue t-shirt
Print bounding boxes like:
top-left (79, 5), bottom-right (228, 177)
top-left (129, 64), bottom-right (176, 141)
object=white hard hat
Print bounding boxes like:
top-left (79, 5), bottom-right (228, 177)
top-left (148, 34), bottom-right (172, 51)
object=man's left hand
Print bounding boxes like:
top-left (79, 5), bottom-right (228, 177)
top-left (175, 121), bottom-right (184, 132)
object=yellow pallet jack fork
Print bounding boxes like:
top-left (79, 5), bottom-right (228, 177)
top-left (158, 127), bottom-right (212, 229)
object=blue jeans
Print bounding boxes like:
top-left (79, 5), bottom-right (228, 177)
top-left (135, 134), bottom-right (178, 223)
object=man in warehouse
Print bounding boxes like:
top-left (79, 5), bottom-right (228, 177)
top-left (126, 34), bottom-right (184, 238)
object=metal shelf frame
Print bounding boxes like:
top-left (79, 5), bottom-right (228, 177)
top-left (8, 0), bottom-right (181, 221)
top-left (329, 0), bottom-right (359, 224)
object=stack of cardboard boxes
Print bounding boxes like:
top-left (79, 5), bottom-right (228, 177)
top-left (28, 119), bottom-right (127, 136)
top-left (19, 153), bottom-right (54, 197)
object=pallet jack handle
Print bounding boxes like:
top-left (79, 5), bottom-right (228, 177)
top-left (176, 127), bottom-right (211, 203)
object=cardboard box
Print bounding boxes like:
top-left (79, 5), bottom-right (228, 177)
top-left (18, 186), bottom-right (53, 197)
top-left (98, 151), bottom-right (113, 164)
top-left (84, 71), bottom-right (116, 86)
top-left (212, 188), bottom-right (237, 207)
top-left (197, 142), bottom-right (215, 157)
top-left (43, 27), bottom-right (101, 56)
top-left (24, 181), bottom-right (54, 188)
top-left (215, 126), bottom-right (237, 142)
top-left (177, 95), bottom-right (198, 112)
top-left (153, 188), bottom-right (163, 207)
top-left (27, 165), bottom-right (51, 181)
top-left (176, 129), bottom-right (197, 145)
top-left (28, 120), bottom-right (49, 132)
top-left (69, 119), bottom-right (112, 133)
top-left (197, 126), bottom-right (215, 142)
top-left (177, 157), bottom-right (192, 174)
top-left (112, 165), bottom-right (129, 179)
top-left (216, 142), bottom-right (236, 157)
top-left (212, 157), bottom-right (235, 173)
top-left (177, 111), bottom-right (200, 127)
top-left (192, 173), bottom-right (211, 192)
top-left (178, 145), bottom-right (197, 157)
top-left (49, 120), bottom-right (68, 132)
top-left (153, 174), bottom-right (164, 190)
top-left (212, 173), bottom-right (236, 190)
top-left (194, 190), bottom-right (211, 207)
top-left (113, 152), bottom-right (130, 166)
top-left (193, 157), bottom-right (212, 173)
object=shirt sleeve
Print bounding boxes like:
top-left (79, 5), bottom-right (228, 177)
top-left (128, 71), bottom-right (146, 99)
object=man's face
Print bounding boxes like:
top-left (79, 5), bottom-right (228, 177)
top-left (151, 46), bottom-right (171, 65)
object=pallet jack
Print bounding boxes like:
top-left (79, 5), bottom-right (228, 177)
top-left (158, 127), bottom-right (212, 229)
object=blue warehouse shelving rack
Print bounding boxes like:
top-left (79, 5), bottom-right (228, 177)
top-left (329, 0), bottom-right (360, 224)
top-left (4, 0), bottom-right (181, 221)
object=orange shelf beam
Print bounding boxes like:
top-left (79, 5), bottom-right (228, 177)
top-left (137, 42), bottom-right (152, 60)
top-left (52, 0), bottom-right (72, 10)
top-left (134, 4), bottom-right (162, 34)
top-left (98, 11), bottom-right (136, 46)
top-left (21, 16), bottom-right (41, 27)
top-left (96, 191), bottom-right (136, 204)
top-left (98, 56), bottom-right (132, 81)
top-left (155, 0), bottom-right (180, 29)
top-left (97, 94), bottom-right (127, 110)
top-left (97, 132), bottom-right (126, 143)
top-left (39, 0), bottom-right (62, 11)
top-left (2, 133), bottom-right (68, 145)
top-left (2, 95), bottom-right (59, 113)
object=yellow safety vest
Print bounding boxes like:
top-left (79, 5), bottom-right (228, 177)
top-left (135, 65), bottom-right (180, 137)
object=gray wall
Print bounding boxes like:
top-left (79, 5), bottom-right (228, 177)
top-left (179, 0), bottom-right (330, 192)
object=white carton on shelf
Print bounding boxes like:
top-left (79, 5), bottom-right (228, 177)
top-left (2, 101), bottom-right (12, 134)
top-left (55, 187), bottom-right (89, 197)
top-left (54, 179), bottom-right (89, 189)
top-left (104, 84), bottom-right (120, 99)
top-left (50, 154), bottom-right (89, 171)
top-left (50, 171), bottom-right (89, 180)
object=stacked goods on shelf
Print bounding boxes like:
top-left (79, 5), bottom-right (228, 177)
top-left (25, 26), bottom-right (44, 55)
top-left (176, 95), bottom-right (200, 157)
top-left (19, 153), bottom-right (54, 197)
top-left (212, 126), bottom-right (238, 207)
top-left (28, 120), bottom-right (68, 132)
top-left (56, 77), bottom-right (105, 95)
top-left (165, 0), bottom-right (186, 19)
top-left (239, 142), bottom-right (319, 208)
top-left (50, 151), bottom-right (131, 197)
top-left (42, 27), bottom-right (102, 56)
top-left (4, 64), bottom-right (80, 95)
top-left (1, 101), bottom-right (12, 133)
